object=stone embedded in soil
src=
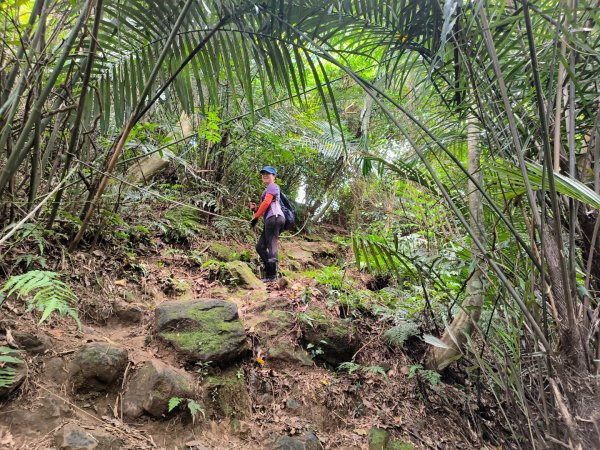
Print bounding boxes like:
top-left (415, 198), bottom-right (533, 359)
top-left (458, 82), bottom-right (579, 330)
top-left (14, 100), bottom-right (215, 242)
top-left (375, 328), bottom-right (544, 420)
top-left (204, 367), bottom-right (251, 420)
top-left (284, 247), bottom-right (315, 269)
top-left (122, 359), bottom-right (194, 418)
top-left (272, 431), bottom-right (324, 450)
top-left (44, 357), bottom-right (68, 384)
top-left (0, 349), bottom-right (26, 398)
top-left (54, 424), bottom-right (97, 450)
top-left (155, 299), bottom-right (247, 364)
top-left (69, 342), bottom-right (128, 392)
top-left (248, 297), bottom-right (313, 367)
top-left (299, 306), bottom-right (359, 365)
top-left (11, 331), bottom-right (52, 354)
top-left (223, 261), bottom-right (263, 289)
top-left (112, 299), bottom-right (144, 324)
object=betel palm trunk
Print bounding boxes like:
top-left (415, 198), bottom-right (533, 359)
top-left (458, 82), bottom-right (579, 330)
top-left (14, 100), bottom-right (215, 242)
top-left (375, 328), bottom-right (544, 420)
top-left (426, 116), bottom-right (484, 370)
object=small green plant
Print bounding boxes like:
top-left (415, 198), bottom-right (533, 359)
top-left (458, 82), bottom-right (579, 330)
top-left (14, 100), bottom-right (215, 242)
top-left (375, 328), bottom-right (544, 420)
top-left (306, 341), bottom-right (326, 357)
top-left (194, 360), bottom-right (213, 379)
top-left (408, 364), bottom-right (442, 387)
top-left (384, 321), bottom-right (420, 348)
top-left (337, 361), bottom-right (361, 374)
top-left (0, 346), bottom-right (23, 388)
top-left (305, 265), bottom-right (345, 290)
top-left (338, 362), bottom-right (388, 378)
top-left (363, 365), bottom-right (388, 378)
top-left (168, 397), bottom-right (205, 422)
top-left (0, 270), bottom-right (80, 327)
top-left (198, 110), bottom-right (222, 144)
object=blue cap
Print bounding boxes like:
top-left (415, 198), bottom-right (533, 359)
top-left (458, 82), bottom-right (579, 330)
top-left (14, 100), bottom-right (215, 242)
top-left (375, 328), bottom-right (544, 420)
top-left (260, 166), bottom-right (277, 175)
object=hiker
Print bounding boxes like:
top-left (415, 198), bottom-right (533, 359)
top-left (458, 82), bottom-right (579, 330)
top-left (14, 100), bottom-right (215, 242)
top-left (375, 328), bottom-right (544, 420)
top-left (249, 166), bottom-right (285, 281)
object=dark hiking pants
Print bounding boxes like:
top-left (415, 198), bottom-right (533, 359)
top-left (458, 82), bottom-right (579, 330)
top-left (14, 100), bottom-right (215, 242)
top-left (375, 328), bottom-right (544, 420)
top-left (256, 215), bottom-right (285, 265)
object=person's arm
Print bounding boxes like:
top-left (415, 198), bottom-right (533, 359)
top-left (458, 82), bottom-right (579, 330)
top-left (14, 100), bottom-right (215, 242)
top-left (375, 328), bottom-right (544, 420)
top-left (253, 193), bottom-right (274, 218)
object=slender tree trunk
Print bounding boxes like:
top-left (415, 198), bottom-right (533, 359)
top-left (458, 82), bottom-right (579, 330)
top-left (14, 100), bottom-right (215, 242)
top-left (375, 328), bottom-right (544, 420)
top-left (426, 117), bottom-right (484, 371)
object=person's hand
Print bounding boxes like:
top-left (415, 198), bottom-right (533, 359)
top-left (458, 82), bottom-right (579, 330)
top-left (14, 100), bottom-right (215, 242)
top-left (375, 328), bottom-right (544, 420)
top-left (249, 202), bottom-right (257, 212)
top-left (250, 218), bottom-right (258, 228)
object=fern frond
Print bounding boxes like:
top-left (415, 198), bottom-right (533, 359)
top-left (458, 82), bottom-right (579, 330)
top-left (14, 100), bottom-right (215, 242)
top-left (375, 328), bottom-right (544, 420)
top-left (0, 347), bottom-right (22, 389)
top-left (168, 397), bottom-right (183, 412)
top-left (0, 271), bottom-right (80, 327)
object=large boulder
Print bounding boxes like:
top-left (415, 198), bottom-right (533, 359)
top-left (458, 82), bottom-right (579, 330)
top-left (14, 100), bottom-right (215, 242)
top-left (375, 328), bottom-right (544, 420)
top-left (122, 359), bottom-right (194, 418)
top-left (69, 343), bottom-right (128, 392)
top-left (156, 299), bottom-right (247, 364)
top-left (299, 307), bottom-right (359, 365)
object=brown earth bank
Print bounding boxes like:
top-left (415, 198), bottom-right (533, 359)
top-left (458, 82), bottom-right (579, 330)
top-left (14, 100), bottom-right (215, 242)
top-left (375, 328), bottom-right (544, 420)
top-left (0, 230), bottom-right (508, 450)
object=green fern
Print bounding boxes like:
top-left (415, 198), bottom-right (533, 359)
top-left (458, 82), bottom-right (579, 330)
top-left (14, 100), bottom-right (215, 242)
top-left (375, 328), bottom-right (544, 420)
top-left (1, 271), bottom-right (80, 327)
top-left (168, 397), bottom-right (183, 412)
top-left (384, 322), bottom-right (420, 348)
top-left (0, 346), bottom-right (23, 389)
top-left (168, 396), bottom-right (205, 423)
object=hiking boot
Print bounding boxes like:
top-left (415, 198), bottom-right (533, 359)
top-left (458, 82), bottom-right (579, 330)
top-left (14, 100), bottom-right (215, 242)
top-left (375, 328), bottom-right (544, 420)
top-left (262, 261), bottom-right (278, 282)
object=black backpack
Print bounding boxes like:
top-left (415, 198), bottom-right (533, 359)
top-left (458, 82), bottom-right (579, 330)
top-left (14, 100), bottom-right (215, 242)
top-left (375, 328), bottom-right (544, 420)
top-left (279, 192), bottom-right (295, 230)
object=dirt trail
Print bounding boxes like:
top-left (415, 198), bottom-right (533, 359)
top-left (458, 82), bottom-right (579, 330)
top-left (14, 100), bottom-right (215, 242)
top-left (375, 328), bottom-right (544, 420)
top-left (0, 237), bottom-right (480, 449)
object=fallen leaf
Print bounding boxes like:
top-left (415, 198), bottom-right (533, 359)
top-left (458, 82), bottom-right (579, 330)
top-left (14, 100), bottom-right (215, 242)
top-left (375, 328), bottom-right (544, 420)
top-left (353, 428), bottom-right (368, 436)
top-left (114, 279), bottom-right (127, 286)
top-left (256, 356), bottom-right (265, 365)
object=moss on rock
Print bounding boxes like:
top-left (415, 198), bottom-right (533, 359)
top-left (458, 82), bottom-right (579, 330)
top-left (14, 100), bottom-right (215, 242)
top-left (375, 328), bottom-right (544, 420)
top-left (208, 243), bottom-right (238, 262)
top-left (156, 299), bottom-right (247, 364)
top-left (224, 261), bottom-right (263, 289)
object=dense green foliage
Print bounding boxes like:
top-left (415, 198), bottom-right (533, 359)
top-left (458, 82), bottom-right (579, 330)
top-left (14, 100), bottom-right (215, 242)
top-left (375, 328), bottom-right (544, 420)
top-left (1, 0), bottom-right (599, 447)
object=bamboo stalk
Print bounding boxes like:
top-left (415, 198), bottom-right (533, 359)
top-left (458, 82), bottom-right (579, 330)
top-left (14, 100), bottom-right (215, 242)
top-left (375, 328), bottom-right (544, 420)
top-left (46, 0), bottom-right (104, 230)
top-left (0, 0), bottom-right (93, 195)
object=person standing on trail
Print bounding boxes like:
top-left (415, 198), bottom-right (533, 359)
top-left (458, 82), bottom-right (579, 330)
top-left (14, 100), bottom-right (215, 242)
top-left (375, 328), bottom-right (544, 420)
top-left (249, 166), bottom-right (285, 282)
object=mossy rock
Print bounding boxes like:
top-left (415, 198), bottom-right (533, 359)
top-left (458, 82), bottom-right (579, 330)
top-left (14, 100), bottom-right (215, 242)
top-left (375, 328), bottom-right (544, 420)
top-left (248, 297), bottom-right (313, 367)
top-left (268, 343), bottom-right (314, 367)
top-left (224, 261), bottom-right (263, 289)
top-left (204, 367), bottom-right (251, 419)
top-left (208, 243), bottom-right (239, 262)
top-left (256, 309), bottom-right (294, 339)
top-left (156, 299), bottom-right (247, 364)
top-left (368, 428), bottom-right (414, 450)
top-left (122, 359), bottom-right (194, 418)
top-left (299, 307), bottom-right (359, 365)
top-left (285, 247), bottom-right (316, 269)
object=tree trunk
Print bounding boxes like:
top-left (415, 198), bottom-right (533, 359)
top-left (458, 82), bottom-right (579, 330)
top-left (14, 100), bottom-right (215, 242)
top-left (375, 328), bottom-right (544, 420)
top-left (426, 116), bottom-right (484, 371)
